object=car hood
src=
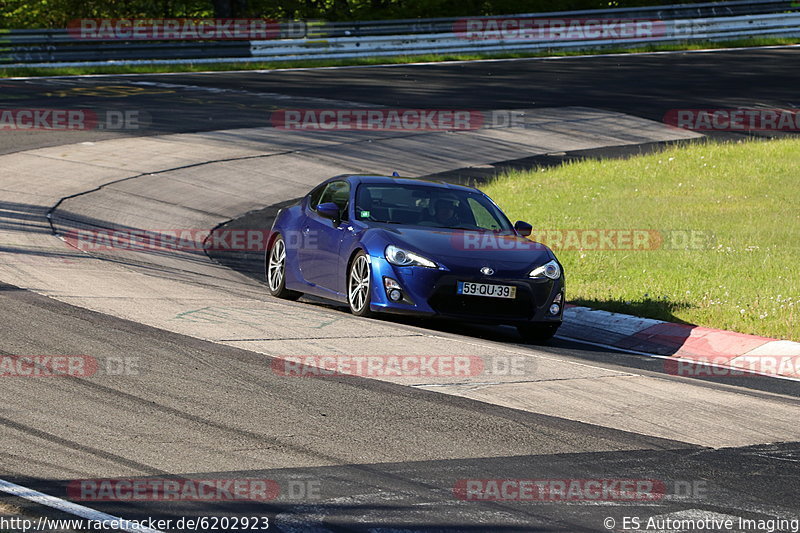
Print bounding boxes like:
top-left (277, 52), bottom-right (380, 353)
top-left (373, 226), bottom-right (555, 268)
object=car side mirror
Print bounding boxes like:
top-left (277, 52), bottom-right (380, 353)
top-left (317, 202), bottom-right (341, 221)
top-left (514, 220), bottom-right (532, 237)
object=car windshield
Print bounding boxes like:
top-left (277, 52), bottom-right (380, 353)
top-left (354, 183), bottom-right (513, 231)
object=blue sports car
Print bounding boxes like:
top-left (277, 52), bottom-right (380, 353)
top-left (265, 174), bottom-right (564, 342)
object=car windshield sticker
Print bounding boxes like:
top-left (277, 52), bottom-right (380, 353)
top-left (360, 210), bottom-right (370, 218)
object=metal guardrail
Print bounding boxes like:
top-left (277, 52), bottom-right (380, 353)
top-left (309, 0), bottom-right (797, 37)
top-left (251, 13), bottom-right (800, 62)
top-left (1, 0), bottom-right (798, 68)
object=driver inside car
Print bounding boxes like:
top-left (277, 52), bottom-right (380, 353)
top-left (431, 198), bottom-right (459, 226)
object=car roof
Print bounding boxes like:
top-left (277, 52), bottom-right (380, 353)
top-left (341, 174), bottom-right (479, 193)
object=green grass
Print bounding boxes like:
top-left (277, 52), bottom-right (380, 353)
top-left (1, 37), bottom-right (797, 77)
top-left (482, 139), bottom-right (800, 341)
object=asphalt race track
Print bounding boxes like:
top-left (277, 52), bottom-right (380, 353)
top-left (1, 48), bottom-right (800, 532)
top-left (2, 46), bottom-right (799, 154)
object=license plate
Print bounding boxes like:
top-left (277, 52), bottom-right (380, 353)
top-left (457, 281), bottom-right (516, 299)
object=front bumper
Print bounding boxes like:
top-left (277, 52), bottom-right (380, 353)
top-left (368, 256), bottom-right (564, 325)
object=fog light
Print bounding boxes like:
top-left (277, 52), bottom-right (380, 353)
top-left (549, 303), bottom-right (561, 315)
top-left (384, 277), bottom-right (403, 302)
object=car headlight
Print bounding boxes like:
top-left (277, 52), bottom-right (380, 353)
top-left (385, 245), bottom-right (437, 268)
top-left (529, 259), bottom-right (561, 280)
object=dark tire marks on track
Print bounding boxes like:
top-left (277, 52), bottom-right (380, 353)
top-left (2, 48), bottom-right (799, 154)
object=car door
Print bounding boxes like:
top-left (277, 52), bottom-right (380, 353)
top-left (297, 180), bottom-right (350, 294)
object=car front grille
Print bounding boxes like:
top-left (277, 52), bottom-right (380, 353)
top-left (427, 276), bottom-right (547, 319)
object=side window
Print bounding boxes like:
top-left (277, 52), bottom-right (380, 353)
top-left (318, 181), bottom-right (351, 221)
top-left (467, 198), bottom-right (501, 230)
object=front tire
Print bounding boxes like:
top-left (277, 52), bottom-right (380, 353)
top-left (348, 251), bottom-right (375, 317)
top-left (266, 235), bottom-right (302, 300)
top-left (517, 323), bottom-right (560, 344)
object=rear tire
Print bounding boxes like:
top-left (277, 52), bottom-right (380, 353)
top-left (266, 235), bottom-right (302, 301)
top-left (347, 251), bottom-right (375, 317)
top-left (517, 323), bottom-right (560, 344)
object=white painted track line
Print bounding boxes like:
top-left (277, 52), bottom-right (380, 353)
top-left (556, 335), bottom-right (800, 383)
top-left (4, 43), bottom-right (799, 81)
top-left (0, 478), bottom-right (165, 533)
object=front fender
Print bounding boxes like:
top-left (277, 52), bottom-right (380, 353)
top-left (269, 204), bottom-right (306, 290)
